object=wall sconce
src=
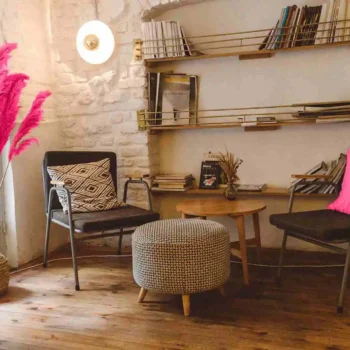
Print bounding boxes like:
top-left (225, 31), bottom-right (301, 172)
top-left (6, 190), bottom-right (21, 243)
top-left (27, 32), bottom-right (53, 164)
top-left (76, 0), bottom-right (115, 64)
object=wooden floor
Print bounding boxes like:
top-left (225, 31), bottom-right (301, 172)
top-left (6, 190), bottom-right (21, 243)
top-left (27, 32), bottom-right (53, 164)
top-left (1, 245), bottom-right (350, 350)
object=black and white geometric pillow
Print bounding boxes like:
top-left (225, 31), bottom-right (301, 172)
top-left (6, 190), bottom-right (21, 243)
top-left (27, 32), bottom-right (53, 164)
top-left (47, 158), bottom-right (126, 213)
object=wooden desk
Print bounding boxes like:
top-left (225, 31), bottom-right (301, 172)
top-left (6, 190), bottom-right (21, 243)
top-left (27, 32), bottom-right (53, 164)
top-left (176, 199), bottom-right (267, 285)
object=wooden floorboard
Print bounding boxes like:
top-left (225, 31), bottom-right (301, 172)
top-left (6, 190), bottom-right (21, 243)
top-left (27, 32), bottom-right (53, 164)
top-left (1, 245), bottom-right (350, 349)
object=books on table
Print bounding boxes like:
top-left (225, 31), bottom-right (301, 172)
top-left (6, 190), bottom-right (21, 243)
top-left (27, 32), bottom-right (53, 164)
top-left (147, 72), bottom-right (199, 127)
top-left (141, 20), bottom-right (196, 59)
top-left (152, 174), bottom-right (194, 192)
top-left (236, 184), bottom-right (268, 192)
top-left (260, 0), bottom-right (350, 50)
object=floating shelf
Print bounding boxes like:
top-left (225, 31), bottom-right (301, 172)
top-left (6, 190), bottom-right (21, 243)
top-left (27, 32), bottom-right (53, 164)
top-left (137, 19), bottom-right (350, 66)
top-left (151, 186), bottom-right (336, 198)
top-left (144, 41), bottom-right (350, 67)
top-left (137, 100), bottom-right (350, 133)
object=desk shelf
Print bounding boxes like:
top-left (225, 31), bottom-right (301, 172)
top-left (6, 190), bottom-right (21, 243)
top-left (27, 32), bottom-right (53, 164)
top-left (151, 186), bottom-right (336, 198)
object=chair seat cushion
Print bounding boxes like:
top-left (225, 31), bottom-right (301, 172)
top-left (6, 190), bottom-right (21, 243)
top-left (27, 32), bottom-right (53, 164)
top-left (52, 205), bottom-right (159, 233)
top-left (270, 209), bottom-right (350, 242)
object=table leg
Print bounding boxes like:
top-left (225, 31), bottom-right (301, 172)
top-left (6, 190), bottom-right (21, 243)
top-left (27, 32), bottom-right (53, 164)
top-left (252, 212), bottom-right (262, 263)
top-left (234, 215), bottom-right (249, 285)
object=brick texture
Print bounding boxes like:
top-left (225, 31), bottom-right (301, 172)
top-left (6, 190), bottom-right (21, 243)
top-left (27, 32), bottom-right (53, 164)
top-left (50, 0), bottom-right (206, 248)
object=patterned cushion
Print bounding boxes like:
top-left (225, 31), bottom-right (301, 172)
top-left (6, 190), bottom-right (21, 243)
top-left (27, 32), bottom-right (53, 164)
top-left (47, 158), bottom-right (126, 213)
top-left (132, 219), bottom-right (230, 295)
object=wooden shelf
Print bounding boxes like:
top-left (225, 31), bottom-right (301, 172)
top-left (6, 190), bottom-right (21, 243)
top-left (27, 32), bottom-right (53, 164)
top-left (145, 41), bottom-right (350, 67)
top-left (151, 186), bottom-right (336, 198)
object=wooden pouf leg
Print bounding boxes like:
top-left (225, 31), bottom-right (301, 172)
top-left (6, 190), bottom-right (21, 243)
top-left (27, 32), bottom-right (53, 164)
top-left (138, 288), bottom-right (148, 303)
top-left (182, 294), bottom-right (190, 317)
top-left (218, 285), bottom-right (226, 297)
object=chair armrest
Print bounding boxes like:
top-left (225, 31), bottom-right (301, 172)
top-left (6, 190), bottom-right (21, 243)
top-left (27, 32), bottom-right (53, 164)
top-left (51, 180), bottom-right (66, 186)
top-left (291, 174), bottom-right (332, 180)
top-left (47, 185), bottom-right (73, 217)
top-left (125, 174), bottom-right (150, 180)
top-left (123, 177), bottom-right (152, 211)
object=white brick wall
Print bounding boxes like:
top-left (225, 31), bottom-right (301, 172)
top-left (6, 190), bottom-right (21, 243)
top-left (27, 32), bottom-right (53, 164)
top-left (50, 0), bottom-right (207, 248)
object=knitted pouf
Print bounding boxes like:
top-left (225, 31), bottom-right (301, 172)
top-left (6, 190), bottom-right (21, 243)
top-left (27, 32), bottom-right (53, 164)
top-left (0, 254), bottom-right (9, 296)
top-left (132, 219), bottom-right (230, 316)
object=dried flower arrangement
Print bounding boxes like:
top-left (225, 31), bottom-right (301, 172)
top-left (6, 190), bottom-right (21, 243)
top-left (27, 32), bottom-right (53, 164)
top-left (214, 149), bottom-right (243, 184)
top-left (0, 43), bottom-right (51, 190)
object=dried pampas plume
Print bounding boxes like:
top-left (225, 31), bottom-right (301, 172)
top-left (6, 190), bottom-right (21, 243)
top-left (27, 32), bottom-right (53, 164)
top-left (214, 149), bottom-right (243, 183)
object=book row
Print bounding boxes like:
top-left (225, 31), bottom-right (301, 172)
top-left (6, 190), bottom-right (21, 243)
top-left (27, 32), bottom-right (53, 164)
top-left (260, 0), bottom-right (350, 50)
top-left (290, 153), bottom-right (346, 194)
top-left (142, 20), bottom-right (195, 59)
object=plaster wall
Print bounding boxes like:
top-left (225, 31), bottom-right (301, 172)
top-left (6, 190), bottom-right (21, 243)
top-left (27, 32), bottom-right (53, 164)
top-left (0, 0), bottom-right (66, 266)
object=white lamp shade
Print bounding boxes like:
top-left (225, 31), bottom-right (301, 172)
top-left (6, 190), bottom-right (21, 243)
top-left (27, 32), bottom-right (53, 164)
top-left (76, 20), bottom-right (115, 64)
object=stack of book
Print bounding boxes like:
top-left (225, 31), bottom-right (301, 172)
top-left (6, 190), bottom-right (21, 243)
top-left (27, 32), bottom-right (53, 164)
top-left (152, 174), bottom-right (194, 192)
top-left (147, 72), bottom-right (198, 126)
top-left (142, 20), bottom-right (196, 59)
top-left (289, 153), bottom-right (346, 194)
top-left (260, 0), bottom-right (350, 50)
top-left (293, 101), bottom-right (350, 121)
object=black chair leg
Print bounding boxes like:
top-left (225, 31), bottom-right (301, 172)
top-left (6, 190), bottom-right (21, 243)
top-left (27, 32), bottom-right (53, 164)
top-left (67, 209), bottom-right (80, 291)
top-left (43, 190), bottom-right (54, 268)
top-left (117, 233), bottom-right (123, 255)
top-left (337, 242), bottom-right (350, 314)
top-left (277, 232), bottom-right (288, 285)
top-left (43, 214), bottom-right (51, 268)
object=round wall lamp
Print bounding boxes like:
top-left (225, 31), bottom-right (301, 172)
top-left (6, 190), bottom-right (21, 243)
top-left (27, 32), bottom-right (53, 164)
top-left (76, 1), bottom-right (115, 64)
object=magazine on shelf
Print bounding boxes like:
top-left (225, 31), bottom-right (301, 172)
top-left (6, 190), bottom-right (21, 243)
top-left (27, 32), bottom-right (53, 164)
top-left (147, 72), bottom-right (199, 127)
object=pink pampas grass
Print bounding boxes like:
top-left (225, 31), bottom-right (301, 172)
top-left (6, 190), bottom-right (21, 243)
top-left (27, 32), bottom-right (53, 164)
top-left (0, 42), bottom-right (51, 190)
top-left (0, 73), bottom-right (29, 154)
top-left (9, 91), bottom-right (51, 160)
top-left (0, 43), bottom-right (17, 68)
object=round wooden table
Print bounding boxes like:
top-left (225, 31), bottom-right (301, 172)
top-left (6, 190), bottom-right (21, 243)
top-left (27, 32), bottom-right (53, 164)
top-left (176, 199), bottom-right (266, 285)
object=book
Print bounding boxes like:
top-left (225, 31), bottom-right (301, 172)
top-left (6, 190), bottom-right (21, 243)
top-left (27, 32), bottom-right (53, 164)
top-left (156, 21), bottom-right (165, 58)
top-left (189, 75), bottom-right (198, 124)
top-left (154, 173), bottom-right (193, 180)
top-left (152, 186), bottom-right (193, 192)
top-left (335, 0), bottom-right (347, 41)
top-left (237, 184), bottom-right (268, 192)
top-left (153, 179), bottom-right (192, 184)
top-left (257, 116), bottom-right (277, 124)
top-left (199, 161), bottom-right (221, 189)
top-left (158, 183), bottom-right (191, 189)
top-left (289, 161), bottom-right (327, 190)
top-left (161, 74), bottom-right (191, 125)
top-left (316, 3), bottom-right (330, 44)
top-left (275, 7), bottom-right (289, 49)
top-left (147, 72), bottom-right (199, 126)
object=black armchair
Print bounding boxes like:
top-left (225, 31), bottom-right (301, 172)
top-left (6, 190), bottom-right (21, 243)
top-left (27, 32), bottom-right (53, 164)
top-left (270, 174), bottom-right (350, 313)
top-left (42, 151), bottom-right (160, 291)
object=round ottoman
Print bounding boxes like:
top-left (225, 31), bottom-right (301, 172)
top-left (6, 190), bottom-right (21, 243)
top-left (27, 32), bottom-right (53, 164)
top-left (132, 219), bottom-right (230, 316)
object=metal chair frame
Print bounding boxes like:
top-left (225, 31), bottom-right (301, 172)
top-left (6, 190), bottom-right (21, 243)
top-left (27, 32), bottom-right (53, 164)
top-left (43, 177), bottom-right (153, 291)
top-left (276, 179), bottom-right (350, 313)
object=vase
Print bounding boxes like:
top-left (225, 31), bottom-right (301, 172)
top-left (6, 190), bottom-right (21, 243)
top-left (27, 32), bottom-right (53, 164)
top-left (0, 254), bottom-right (9, 296)
top-left (224, 182), bottom-right (237, 201)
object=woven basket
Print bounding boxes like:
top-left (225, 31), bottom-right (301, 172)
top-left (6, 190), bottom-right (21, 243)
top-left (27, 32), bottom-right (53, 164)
top-left (0, 254), bottom-right (9, 296)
